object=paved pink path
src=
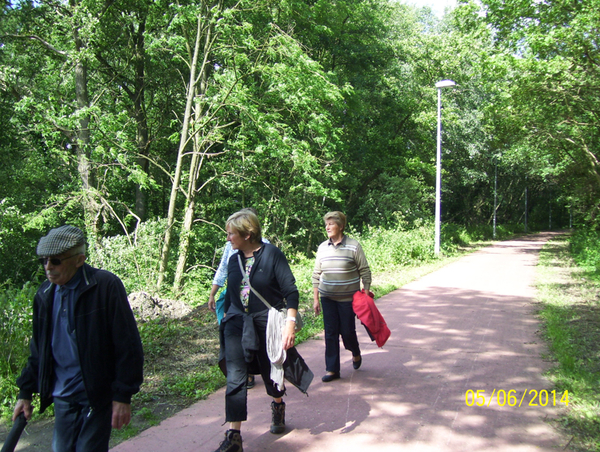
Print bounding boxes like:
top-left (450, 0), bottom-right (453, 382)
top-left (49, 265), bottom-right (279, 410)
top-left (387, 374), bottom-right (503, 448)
top-left (111, 233), bottom-right (568, 452)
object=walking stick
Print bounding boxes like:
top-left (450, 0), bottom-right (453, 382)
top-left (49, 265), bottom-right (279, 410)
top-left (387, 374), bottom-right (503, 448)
top-left (1, 413), bottom-right (27, 452)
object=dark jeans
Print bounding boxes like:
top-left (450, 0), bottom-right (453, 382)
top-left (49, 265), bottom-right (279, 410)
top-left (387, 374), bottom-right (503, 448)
top-left (320, 297), bottom-right (361, 373)
top-left (223, 313), bottom-right (286, 422)
top-left (53, 395), bottom-right (112, 452)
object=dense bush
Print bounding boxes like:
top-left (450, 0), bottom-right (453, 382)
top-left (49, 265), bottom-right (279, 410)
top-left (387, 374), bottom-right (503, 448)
top-left (357, 223), bottom-right (435, 270)
top-left (288, 254), bottom-right (325, 341)
top-left (0, 201), bottom-right (43, 287)
top-left (569, 229), bottom-right (600, 279)
top-left (350, 221), bottom-right (516, 271)
top-left (90, 219), bottom-right (227, 305)
top-left (89, 219), bottom-right (168, 294)
top-left (0, 282), bottom-right (36, 417)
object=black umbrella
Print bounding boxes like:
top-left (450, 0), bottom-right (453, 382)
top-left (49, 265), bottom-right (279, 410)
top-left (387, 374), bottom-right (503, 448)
top-left (1, 413), bottom-right (27, 452)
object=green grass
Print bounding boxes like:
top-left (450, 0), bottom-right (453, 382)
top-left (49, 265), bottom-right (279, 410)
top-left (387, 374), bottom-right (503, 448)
top-left (536, 233), bottom-right (600, 451)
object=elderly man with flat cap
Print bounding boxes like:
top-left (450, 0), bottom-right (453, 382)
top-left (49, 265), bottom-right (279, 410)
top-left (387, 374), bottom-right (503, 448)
top-left (12, 225), bottom-right (144, 452)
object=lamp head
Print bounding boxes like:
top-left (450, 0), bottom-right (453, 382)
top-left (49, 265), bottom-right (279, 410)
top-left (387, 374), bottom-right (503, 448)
top-left (435, 80), bottom-right (456, 88)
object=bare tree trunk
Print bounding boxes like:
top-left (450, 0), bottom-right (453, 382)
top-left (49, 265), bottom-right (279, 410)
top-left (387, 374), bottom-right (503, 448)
top-left (156, 16), bottom-right (204, 289)
top-left (172, 20), bottom-right (214, 292)
top-left (173, 142), bottom-right (202, 292)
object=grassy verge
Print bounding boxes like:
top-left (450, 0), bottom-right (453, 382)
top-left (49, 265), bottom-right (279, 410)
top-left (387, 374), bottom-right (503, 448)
top-left (536, 234), bottom-right (600, 451)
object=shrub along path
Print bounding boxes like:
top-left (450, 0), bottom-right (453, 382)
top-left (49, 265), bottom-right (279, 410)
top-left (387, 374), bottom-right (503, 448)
top-left (109, 232), bottom-right (567, 451)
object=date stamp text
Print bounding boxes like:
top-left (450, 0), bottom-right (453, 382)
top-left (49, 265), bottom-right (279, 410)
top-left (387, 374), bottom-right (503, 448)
top-left (465, 389), bottom-right (569, 407)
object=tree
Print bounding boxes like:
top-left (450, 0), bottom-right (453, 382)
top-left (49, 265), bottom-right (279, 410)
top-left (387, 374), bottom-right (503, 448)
top-left (480, 0), bottom-right (600, 226)
top-left (155, 0), bottom-right (345, 292)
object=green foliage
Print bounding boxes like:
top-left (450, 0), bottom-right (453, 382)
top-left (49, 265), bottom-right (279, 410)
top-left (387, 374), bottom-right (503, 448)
top-left (0, 201), bottom-right (43, 286)
top-left (289, 255), bottom-right (325, 341)
top-left (353, 221), bottom-right (481, 270)
top-left (137, 318), bottom-right (180, 364)
top-left (89, 218), bottom-right (221, 303)
top-left (536, 233), bottom-right (600, 451)
top-left (354, 175), bottom-right (433, 229)
top-left (0, 0), bottom-right (578, 303)
top-left (570, 229), bottom-right (600, 280)
top-left (357, 223), bottom-right (435, 269)
top-left (89, 219), bottom-right (168, 294)
top-left (480, 0), bottom-right (600, 227)
top-left (442, 223), bottom-right (523, 248)
top-left (177, 266), bottom-right (215, 306)
top-left (0, 282), bottom-right (36, 418)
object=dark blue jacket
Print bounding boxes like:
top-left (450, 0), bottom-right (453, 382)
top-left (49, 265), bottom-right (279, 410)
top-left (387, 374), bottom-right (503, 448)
top-left (17, 264), bottom-right (144, 413)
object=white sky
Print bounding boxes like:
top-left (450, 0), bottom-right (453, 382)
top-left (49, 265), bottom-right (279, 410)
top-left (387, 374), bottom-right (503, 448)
top-left (406, 0), bottom-right (458, 17)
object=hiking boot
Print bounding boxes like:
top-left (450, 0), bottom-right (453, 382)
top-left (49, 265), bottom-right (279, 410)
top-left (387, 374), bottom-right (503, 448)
top-left (214, 429), bottom-right (243, 452)
top-left (270, 400), bottom-right (286, 434)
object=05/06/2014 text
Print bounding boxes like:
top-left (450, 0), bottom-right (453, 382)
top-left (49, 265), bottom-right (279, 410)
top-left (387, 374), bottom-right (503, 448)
top-left (465, 389), bottom-right (569, 407)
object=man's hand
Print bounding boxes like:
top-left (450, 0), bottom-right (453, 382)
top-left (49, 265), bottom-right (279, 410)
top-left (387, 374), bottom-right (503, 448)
top-left (13, 399), bottom-right (33, 421)
top-left (111, 401), bottom-right (132, 430)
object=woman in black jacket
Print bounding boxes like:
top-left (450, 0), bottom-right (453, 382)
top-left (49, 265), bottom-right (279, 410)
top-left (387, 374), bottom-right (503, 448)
top-left (215, 209), bottom-right (309, 452)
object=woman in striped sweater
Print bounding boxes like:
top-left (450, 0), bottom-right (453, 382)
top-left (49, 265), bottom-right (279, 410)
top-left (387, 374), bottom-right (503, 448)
top-left (312, 211), bottom-right (372, 382)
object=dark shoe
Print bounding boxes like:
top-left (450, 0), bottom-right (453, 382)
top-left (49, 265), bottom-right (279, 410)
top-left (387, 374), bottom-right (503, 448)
top-left (247, 375), bottom-right (255, 389)
top-left (321, 372), bottom-right (340, 382)
top-left (214, 429), bottom-right (243, 452)
top-left (270, 401), bottom-right (286, 434)
top-left (353, 355), bottom-right (362, 370)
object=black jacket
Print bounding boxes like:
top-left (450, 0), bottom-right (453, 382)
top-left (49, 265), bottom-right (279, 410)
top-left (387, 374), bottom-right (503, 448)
top-left (17, 264), bottom-right (144, 413)
top-left (223, 243), bottom-right (299, 316)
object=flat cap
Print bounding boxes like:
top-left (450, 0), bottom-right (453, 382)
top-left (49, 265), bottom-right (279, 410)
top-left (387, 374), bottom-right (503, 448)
top-left (37, 225), bottom-right (86, 256)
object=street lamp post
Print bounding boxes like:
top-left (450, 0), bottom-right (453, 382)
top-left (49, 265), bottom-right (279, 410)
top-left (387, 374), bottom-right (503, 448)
top-left (493, 160), bottom-right (497, 239)
top-left (434, 79), bottom-right (455, 255)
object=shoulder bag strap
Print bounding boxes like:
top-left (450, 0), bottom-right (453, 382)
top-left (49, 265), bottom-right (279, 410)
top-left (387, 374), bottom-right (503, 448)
top-left (237, 254), bottom-right (273, 310)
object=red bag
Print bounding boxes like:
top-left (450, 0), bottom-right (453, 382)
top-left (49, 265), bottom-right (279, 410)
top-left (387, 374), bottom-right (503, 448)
top-left (352, 290), bottom-right (391, 347)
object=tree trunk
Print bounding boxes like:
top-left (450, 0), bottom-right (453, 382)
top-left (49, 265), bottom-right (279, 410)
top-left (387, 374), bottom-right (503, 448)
top-left (72, 3), bottom-right (99, 242)
top-left (173, 117), bottom-right (203, 292)
top-left (172, 20), bottom-right (214, 293)
top-left (133, 18), bottom-right (149, 222)
top-left (156, 16), bottom-right (204, 289)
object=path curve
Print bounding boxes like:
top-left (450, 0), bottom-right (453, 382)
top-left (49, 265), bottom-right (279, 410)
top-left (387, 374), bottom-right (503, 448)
top-left (111, 232), bottom-right (568, 452)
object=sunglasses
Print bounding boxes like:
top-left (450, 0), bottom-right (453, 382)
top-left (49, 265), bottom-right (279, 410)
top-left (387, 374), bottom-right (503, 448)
top-left (38, 253), bottom-right (79, 266)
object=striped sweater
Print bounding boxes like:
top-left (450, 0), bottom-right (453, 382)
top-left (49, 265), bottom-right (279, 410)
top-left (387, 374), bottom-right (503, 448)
top-left (312, 236), bottom-right (371, 301)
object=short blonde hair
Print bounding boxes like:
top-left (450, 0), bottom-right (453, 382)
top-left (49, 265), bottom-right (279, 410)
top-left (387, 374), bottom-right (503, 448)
top-left (323, 211), bottom-right (346, 232)
top-left (227, 209), bottom-right (262, 244)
